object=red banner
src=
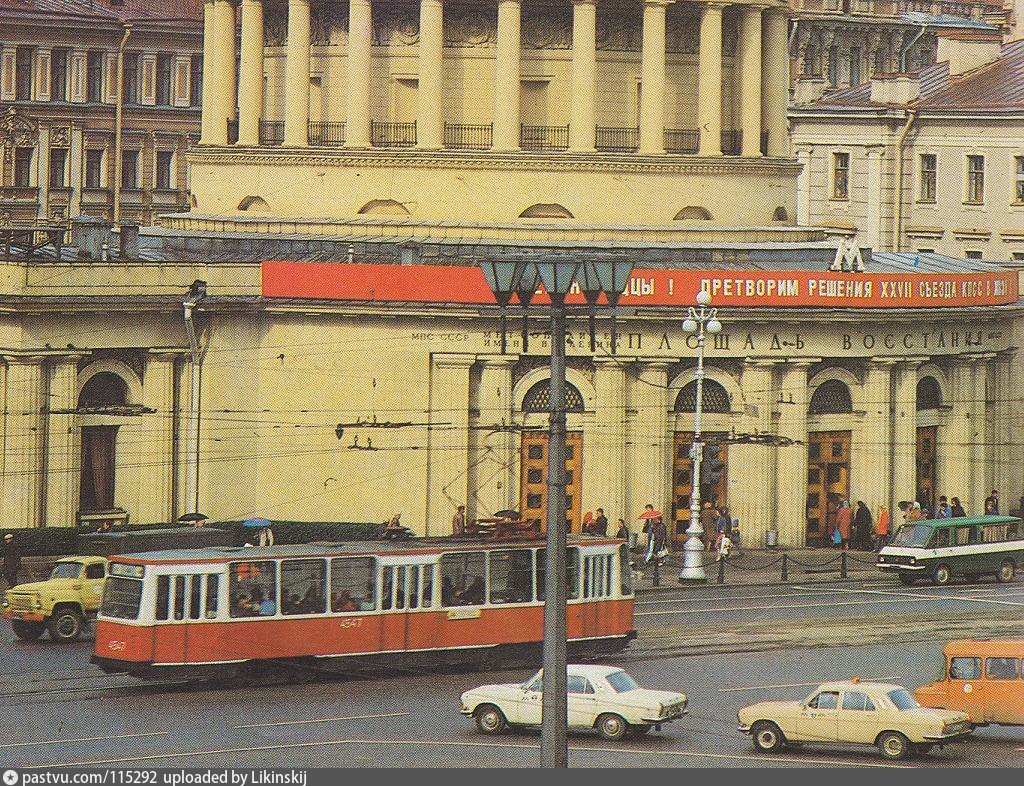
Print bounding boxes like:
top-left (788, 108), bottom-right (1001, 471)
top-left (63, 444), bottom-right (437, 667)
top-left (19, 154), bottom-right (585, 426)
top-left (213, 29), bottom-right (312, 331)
top-left (262, 262), bottom-right (1018, 309)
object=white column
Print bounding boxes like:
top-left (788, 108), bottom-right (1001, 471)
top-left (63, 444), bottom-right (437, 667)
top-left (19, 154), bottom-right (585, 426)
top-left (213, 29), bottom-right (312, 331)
top-left (761, 7), bottom-right (789, 157)
top-left (200, 1), bottom-right (216, 142)
top-left (347, 0), bottom-right (372, 147)
top-left (426, 354), bottom-right (476, 535)
top-left (632, 362), bottom-right (671, 523)
top-left (776, 360), bottom-right (813, 547)
top-left (730, 359), bottom-right (777, 547)
top-left (569, 0), bottom-right (597, 152)
top-left (2, 357), bottom-right (46, 528)
top-left (492, 0), bottom-right (521, 151)
top-left (697, 2), bottom-right (724, 155)
top-left (639, 0), bottom-right (668, 155)
top-left (473, 358), bottom-right (516, 517)
top-left (203, 0), bottom-right (237, 145)
top-left (968, 354), bottom-right (992, 514)
top-left (865, 146), bottom-right (885, 249)
top-left (417, 0), bottom-right (444, 149)
top-left (593, 359), bottom-right (628, 525)
top-left (892, 360), bottom-right (921, 510)
top-left (855, 360), bottom-right (893, 519)
top-left (795, 143), bottom-right (812, 225)
top-left (45, 356), bottom-right (83, 529)
top-left (284, 0), bottom-right (311, 146)
top-left (737, 5), bottom-right (763, 156)
top-left (137, 352), bottom-right (180, 525)
top-left (238, 0), bottom-right (264, 145)
top-left (992, 353), bottom-right (1014, 507)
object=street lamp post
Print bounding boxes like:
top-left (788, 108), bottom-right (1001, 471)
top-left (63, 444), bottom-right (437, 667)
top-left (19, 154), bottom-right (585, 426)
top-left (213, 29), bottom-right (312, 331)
top-left (480, 254), bottom-right (632, 768)
top-left (679, 289), bottom-right (722, 583)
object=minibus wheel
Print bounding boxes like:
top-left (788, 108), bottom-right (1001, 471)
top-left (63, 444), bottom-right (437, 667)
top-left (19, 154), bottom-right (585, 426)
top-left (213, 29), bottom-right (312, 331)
top-left (932, 564), bottom-right (952, 585)
top-left (997, 560), bottom-right (1015, 583)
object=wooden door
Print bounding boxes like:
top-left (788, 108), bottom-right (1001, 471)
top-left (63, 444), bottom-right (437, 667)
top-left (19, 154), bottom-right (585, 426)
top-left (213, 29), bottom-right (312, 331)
top-left (671, 432), bottom-right (728, 544)
top-left (916, 426), bottom-right (938, 512)
top-left (806, 431), bottom-right (851, 545)
top-left (80, 425), bottom-right (117, 510)
top-left (520, 432), bottom-right (582, 533)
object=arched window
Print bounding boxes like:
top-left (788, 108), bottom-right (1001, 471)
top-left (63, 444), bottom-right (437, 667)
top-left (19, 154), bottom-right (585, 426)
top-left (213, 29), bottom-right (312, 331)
top-left (237, 195), bottom-right (270, 211)
top-left (917, 376), bottom-right (942, 410)
top-left (808, 379), bottom-right (853, 415)
top-left (357, 199), bottom-right (411, 216)
top-left (78, 373), bottom-right (129, 408)
top-left (673, 206), bottom-right (713, 221)
top-left (674, 380), bottom-right (731, 414)
top-left (518, 203), bottom-right (575, 219)
top-left (522, 380), bottom-right (585, 413)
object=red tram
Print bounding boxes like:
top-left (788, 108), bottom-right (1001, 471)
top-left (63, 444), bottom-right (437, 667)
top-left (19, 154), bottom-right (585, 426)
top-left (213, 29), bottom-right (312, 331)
top-left (92, 535), bottom-right (636, 678)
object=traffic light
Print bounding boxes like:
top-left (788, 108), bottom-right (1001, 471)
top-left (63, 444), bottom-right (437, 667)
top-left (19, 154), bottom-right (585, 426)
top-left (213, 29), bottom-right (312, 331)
top-left (701, 443), bottom-right (725, 486)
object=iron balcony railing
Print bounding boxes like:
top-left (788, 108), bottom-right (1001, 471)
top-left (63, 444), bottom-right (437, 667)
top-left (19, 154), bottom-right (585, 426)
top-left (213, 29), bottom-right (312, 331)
top-left (595, 126), bottom-right (638, 152)
top-left (721, 129), bottom-right (742, 156)
top-left (259, 120), bottom-right (285, 146)
top-left (309, 121), bottom-right (346, 146)
top-left (371, 121), bottom-right (417, 147)
top-left (664, 128), bottom-right (699, 154)
top-left (226, 119), bottom-right (239, 144)
top-left (520, 124), bottom-right (569, 151)
top-left (444, 123), bottom-right (492, 150)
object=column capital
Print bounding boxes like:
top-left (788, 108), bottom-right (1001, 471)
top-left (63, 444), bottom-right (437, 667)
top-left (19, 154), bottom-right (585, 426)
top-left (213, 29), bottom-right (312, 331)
top-left (479, 356), bottom-right (515, 370)
top-left (148, 348), bottom-right (189, 362)
top-left (643, 0), bottom-right (673, 7)
top-left (702, 1), bottom-right (729, 11)
top-left (783, 358), bottom-right (820, 369)
top-left (744, 357), bottom-right (782, 368)
top-left (572, 0), bottom-right (598, 5)
top-left (433, 353), bottom-right (477, 369)
top-left (2, 352), bottom-right (51, 366)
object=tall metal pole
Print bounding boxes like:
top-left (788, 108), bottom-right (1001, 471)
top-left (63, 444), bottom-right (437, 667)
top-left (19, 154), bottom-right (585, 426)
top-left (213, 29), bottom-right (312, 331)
top-left (541, 291), bottom-right (569, 769)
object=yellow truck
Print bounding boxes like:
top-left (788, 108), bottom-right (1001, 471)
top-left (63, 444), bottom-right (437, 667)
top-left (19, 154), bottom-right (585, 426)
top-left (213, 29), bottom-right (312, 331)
top-left (2, 556), bottom-right (108, 642)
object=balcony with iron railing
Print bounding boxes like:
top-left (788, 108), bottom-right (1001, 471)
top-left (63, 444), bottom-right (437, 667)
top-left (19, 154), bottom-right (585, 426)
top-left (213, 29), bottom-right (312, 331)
top-left (664, 128), bottom-right (700, 154)
top-left (309, 121), bottom-right (346, 147)
top-left (444, 123), bottom-right (493, 150)
top-left (595, 126), bottom-right (639, 153)
top-left (520, 124), bottom-right (569, 151)
top-left (371, 121), bottom-right (417, 147)
top-left (721, 129), bottom-right (742, 156)
top-left (259, 120), bottom-right (285, 146)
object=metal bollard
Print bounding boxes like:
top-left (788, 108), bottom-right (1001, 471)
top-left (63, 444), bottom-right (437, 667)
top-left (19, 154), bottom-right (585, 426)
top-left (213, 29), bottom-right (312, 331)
top-left (781, 553), bottom-right (788, 582)
top-left (841, 552), bottom-right (848, 578)
top-left (718, 556), bottom-right (726, 584)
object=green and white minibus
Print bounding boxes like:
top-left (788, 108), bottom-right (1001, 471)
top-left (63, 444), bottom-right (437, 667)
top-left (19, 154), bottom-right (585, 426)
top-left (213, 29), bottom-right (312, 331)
top-left (877, 515), bottom-right (1024, 585)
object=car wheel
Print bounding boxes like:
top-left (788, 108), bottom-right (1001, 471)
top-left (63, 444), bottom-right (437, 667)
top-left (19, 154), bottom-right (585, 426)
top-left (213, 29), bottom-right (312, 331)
top-left (932, 564), bottom-right (952, 586)
top-left (47, 609), bottom-right (84, 643)
top-left (596, 713), bottom-right (628, 741)
top-left (877, 730), bottom-right (911, 760)
top-left (473, 704), bottom-right (507, 735)
top-left (997, 560), bottom-right (1015, 583)
top-left (751, 721), bottom-right (786, 753)
top-left (11, 620), bottom-right (45, 641)
top-left (898, 573), bottom-right (917, 586)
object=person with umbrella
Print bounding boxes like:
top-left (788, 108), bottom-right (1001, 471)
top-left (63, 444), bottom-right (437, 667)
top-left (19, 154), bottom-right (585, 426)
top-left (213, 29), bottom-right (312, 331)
top-left (243, 517), bottom-right (275, 546)
top-left (178, 512), bottom-right (209, 528)
top-left (638, 505), bottom-right (667, 586)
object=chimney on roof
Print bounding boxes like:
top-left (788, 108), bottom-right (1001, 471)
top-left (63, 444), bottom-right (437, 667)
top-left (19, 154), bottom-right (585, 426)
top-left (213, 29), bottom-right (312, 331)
top-left (793, 75), bottom-right (827, 105)
top-left (937, 31), bottom-right (1002, 76)
top-left (870, 73), bottom-right (921, 105)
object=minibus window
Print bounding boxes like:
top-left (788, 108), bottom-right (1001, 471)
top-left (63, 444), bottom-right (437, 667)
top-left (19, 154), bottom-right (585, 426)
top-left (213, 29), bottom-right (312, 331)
top-left (954, 527), bottom-right (971, 546)
top-left (891, 524), bottom-right (932, 547)
top-left (932, 529), bottom-right (950, 548)
top-left (982, 524), bottom-right (1007, 543)
top-left (1006, 520), bottom-right (1021, 539)
top-left (985, 658), bottom-right (1019, 680)
top-left (950, 657), bottom-right (981, 679)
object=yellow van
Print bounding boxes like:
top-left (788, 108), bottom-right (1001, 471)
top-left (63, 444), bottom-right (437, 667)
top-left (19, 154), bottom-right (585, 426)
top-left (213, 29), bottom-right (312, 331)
top-left (915, 640), bottom-right (1024, 725)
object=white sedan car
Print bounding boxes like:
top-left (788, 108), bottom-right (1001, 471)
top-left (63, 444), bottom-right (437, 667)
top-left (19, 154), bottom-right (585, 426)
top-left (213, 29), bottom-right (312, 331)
top-left (460, 664), bottom-right (688, 740)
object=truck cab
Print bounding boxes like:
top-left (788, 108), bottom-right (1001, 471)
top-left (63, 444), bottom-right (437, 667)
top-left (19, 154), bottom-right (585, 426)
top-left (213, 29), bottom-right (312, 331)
top-left (2, 556), bottom-right (108, 642)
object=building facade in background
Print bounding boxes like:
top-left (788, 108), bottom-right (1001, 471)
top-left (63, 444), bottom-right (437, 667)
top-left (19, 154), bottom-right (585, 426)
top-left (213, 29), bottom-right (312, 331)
top-left (0, 0), bottom-right (202, 227)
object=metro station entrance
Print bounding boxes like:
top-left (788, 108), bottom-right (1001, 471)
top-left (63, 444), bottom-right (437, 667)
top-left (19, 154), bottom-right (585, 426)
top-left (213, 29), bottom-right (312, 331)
top-left (671, 431), bottom-right (728, 546)
top-left (806, 431), bottom-right (851, 545)
top-left (520, 432), bottom-right (583, 533)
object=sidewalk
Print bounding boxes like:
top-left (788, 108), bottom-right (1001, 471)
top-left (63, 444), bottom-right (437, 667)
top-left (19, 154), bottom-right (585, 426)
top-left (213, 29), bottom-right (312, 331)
top-left (632, 547), bottom-right (880, 592)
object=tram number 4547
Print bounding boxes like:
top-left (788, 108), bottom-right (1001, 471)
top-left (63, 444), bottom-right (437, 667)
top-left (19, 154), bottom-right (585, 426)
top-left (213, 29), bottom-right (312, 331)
top-left (339, 618), bottom-right (363, 629)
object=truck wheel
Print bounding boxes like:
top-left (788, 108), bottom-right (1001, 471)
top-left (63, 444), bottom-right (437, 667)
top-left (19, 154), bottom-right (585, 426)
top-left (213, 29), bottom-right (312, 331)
top-left (11, 620), bottom-right (45, 641)
top-left (47, 608), bottom-right (84, 642)
top-left (932, 564), bottom-right (952, 586)
top-left (997, 560), bottom-right (1015, 583)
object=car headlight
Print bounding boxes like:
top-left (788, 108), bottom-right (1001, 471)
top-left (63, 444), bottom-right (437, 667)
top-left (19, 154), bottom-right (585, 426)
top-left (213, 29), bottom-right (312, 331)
top-left (34, 599), bottom-right (42, 609)
top-left (910, 557), bottom-right (916, 564)
top-left (657, 703), bottom-right (664, 716)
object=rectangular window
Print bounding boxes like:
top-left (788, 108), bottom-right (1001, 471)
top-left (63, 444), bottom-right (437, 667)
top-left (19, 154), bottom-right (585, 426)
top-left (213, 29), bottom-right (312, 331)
top-left (330, 556), bottom-right (376, 611)
top-left (155, 575), bottom-right (170, 621)
top-left (582, 553), bottom-right (613, 599)
top-left (920, 154), bottom-right (936, 201)
top-left (48, 148), bottom-right (67, 188)
top-left (832, 152), bottom-right (850, 200)
top-left (101, 577), bottom-right (143, 620)
top-left (487, 549), bottom-right (534, 604)
top-left (229, 560), bottom-right (278, 617)
top-left (156, 53), bottom-right (173, 106)
top-left (536, 547), bottom-right (580, 601)
top-left (155, 150), bottom-right (174, 189)
top-left (873, 48), bottom-right (885, 74)
top-left (189, 574), bottom-right (202, 620)
top-left (51, 49), bottom-right (69, 101)
top-left (949, 656), bottom-right (982, 680)
top-left (85, 149), bottom-right (104, 188)
top-left (16, 46), bottom-right (33, 100)
top-left (953, 526), bottom-right (971, 546)
top-left (827, 46), bottom-right (839, 86)
top-left (280, 559), bottom-right (327, 615)
top-left (440, 552), bottom-right (486, 607)
top-left (205, 574), bottom-right (219, 618)
top-left (173, 575), bottom-right (185, 621)
top-left (842, 691), bottom-right (872, 711)
top-left (14, 147), bottom-right (33, 187)
top-left (981, 524), bottom-right (1007, 542)
top-left (190, 55), bottom-right (203, 107)
top-left (966, 155), bottom-right (985, 203)
top-left (985, 657), bottom-right (1020, 680)
top-left (87, 50), bottom-right (104, 102)
top-left (1015, 156), bottom-right (1024, 204)
top-left (123, 52), bottom-right (140, 105)
top-left (965, 250), bottom-right (983, 260)
top-left (849, 47), bottom-right (861, 86)
top-left (381, 564), bottom-right (432, 610)
top-left (121, 149), bottom-right (139, 189)
top-left (932, 528), bottom-right (950, 548)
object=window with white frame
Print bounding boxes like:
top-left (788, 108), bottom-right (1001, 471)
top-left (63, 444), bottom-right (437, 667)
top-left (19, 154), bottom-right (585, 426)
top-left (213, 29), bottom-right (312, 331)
top-left (155, 150), bottom-right (174, 189)
top-left (832, 152), bottom-right (850, 200)
top-left (966, 155), bottom-right (985, 203)
top-left (919, 154), bottom-right (936, 201)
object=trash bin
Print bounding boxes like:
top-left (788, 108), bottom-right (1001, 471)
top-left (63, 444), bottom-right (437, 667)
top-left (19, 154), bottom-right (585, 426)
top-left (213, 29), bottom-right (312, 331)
top-left (766, 529), bottom-right (779, 548)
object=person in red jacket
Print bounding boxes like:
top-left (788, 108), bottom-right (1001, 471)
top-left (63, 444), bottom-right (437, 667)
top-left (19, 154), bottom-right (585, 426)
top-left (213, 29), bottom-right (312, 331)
top-left (835, 499), bottom-right (853, 551)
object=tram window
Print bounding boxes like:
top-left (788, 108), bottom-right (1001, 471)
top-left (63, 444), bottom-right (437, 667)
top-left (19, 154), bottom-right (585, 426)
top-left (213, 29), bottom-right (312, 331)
top-left (950, 657), bottom-right (981, 680)
top-left (173, 576), bottom-right (186, 621)
top-left (488, 550), bottom-right (534, 604)
top-left (205, 574), bottom-right (219, 618)
top-left (619, 545), bottom-right (633, 596)
top-left (583, 554), bottom-right (613, 599)
top-left (101, 577), bottom-right (143, 620)
top-left (536, 547), bottom-right (580, 601)
top-left (189, 575), bottom-right (202, 620)
top-left (440, 552), bottom-right (486, 607)
top-left (281, 559), bottom-right (326, 615)
top-left (382, 567), bottom-right (396, 610)
top-left (155, 575), bottom-right (170, 621)
top-left (229, 560), bottom-right (278, 618)
top-left (330, 557), bottom-right (376, 611)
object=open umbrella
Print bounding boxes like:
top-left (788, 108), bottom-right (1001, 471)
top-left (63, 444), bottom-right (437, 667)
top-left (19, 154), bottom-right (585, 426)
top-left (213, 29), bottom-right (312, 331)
top-left (494, 509), bottom-right (520, 521)
top-left (243, 517), bottom-right (272, 528)
top-left (638, 509), bottom-right (663, 520)
top-left (178, 512), bottom-right (209, 523)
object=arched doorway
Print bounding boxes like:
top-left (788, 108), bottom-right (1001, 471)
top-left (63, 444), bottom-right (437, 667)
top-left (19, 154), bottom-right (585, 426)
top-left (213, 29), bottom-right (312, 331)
top-left (806, 379), bottom-right (854, 545)
top-left (77, 372), bottom-right (128, 512)
top-left (519, 379), bottom-right (585, 532)
top-left (916, 376), bottom-right (943, 511)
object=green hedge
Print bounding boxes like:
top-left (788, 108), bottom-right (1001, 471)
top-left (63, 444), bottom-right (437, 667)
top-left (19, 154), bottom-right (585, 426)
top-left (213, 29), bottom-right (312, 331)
top-left (2, 520), bottom-right (379, 556)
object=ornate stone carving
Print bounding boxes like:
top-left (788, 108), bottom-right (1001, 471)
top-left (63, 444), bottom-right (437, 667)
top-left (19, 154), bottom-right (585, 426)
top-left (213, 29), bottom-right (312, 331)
top-left (373, 4), bottom-right (419, 46)
top-left (264, 6), bottom-right (287, 46)
top-left (312, 3), bottom-right (347, 46)
top-left (0, 108), bottom-right (38, 148)
top-left (522, 8), bottom-right (571, 50)
top-left (444, 6), bottom-right (497, 47)
top-left (596, 10), bottom-right (640, 52)
top-left (50, 127), bottom-right (70, 147)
